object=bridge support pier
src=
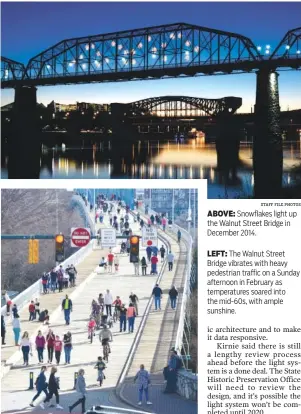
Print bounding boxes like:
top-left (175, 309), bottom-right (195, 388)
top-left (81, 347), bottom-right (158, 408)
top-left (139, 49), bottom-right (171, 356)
top-left (8, 86), bottom-right (41, 178)
top-left (254, 70), bottom-right (283, 198)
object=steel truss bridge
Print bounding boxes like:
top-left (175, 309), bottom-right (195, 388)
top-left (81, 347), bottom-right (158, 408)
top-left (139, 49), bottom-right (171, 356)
top-left (126, 95), bottom-right (242, 117)
top-left (1, 23), bottom-right (300, 88)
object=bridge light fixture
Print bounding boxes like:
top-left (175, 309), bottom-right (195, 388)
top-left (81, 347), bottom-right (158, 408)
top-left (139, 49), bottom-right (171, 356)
top-left (131, 49), bottom-right (136, 55)
top-left (151, 47), bottom-right (157, 53)
top-left (152, 54), bottom-right (156, 59)
top-left (161, 42), bottom-right (167, 48)
top-left (297, 50), bottom-right (301, 54)
top-left (170, 33), bottom-right (175, 40)
top-left (124, 50), bottom-right (129, 55)
top-left (105, 58), bottom-right (110, 64)
top-left (138, 42), bottom-right (143, 49)
top-left (178, 33), bottom-right (182, 39)
top-left (111, 41), bottom-right (116, 47)
top-left (96, 51), bottom-right (101, 56)
top-left (118, 44), bottom-right (123, 50)
top-left (148, 36), bottom-right (152, 42)
top-left (85, 44), bottom-right (89, 50)
top-left (185, 40), bottom-right (191, 47)
top-left (68, 62), bottom-right (74, 67)
top-left (79, 54), bottom-right (84, 59)
top-left (257, 46), bottom-right (262, 51)
top-left (266, 45), bottom-right (271, 50)
top-left (194, 46), bottom-right (200, 52)
top-left (132, 59), bottom-right (137, 65)
top-left (285, 45), bottom-right (290, 50)
top-left (91, 44), bottom-right (95, 49)
top-left (4, 70), bottom-right (9, 79)
top-left (163, 56), bottom-right (168, 62)
top-left (46, 64), bottom-right (51, 69)
top-left (265, 50), bottom-right (270, 55)
top-left (82, 63), bottom-right (87, 69)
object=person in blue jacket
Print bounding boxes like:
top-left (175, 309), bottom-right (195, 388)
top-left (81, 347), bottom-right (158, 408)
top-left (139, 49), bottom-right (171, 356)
top-left (29, 366), bottom-right (49, 408)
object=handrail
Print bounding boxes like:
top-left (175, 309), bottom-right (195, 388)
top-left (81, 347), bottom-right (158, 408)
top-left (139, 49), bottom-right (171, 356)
top-left (140, 205), bottom-right (194, 368)
top-left (1, 196), bottom-right (95, 317)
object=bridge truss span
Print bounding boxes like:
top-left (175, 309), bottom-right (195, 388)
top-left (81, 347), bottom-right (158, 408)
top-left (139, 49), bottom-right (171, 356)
top-left (128, 95), bottom-right (242, 117)
top-left (1, 57), bottom-right (26, 82)
top-left (1, 22), bottom-right (263, 87)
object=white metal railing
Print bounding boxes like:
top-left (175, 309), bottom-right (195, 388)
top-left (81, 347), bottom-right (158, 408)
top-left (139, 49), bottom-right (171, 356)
top-left (1, 197), bottom-right (95, 317)
top-left (140, 205), bottom-right (194, 368)
top-left (87, 405), bottom-right (157, 414)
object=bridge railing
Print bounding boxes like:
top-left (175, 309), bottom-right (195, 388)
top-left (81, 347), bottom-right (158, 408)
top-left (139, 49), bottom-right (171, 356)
top-left (142, 205), bottom-right (194, 369)
top-left (1, 196), bottom-right (95, 317)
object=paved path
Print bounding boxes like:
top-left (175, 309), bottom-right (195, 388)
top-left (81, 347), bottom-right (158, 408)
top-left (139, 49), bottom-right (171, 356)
top-left (1, 202), bottom-right (196, 414)
top-left (1, 207), bottom-right (164, 413)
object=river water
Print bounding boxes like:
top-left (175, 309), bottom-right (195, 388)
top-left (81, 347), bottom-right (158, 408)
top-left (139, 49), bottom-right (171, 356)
top-left (1, 137), bottom-right (301, 198)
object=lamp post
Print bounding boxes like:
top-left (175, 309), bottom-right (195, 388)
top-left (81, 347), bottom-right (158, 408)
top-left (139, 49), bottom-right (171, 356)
top-left (186, 189), bottom-right (192, 234)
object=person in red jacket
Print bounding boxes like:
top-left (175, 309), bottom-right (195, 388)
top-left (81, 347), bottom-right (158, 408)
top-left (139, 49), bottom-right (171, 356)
top-left (107, 252), bottom-right (114, 273)
top-left (54, 335), bottom-right (63, 365)
top-left (29, 301), bottom-right (35, 321)
top-left (46, 329), bottom-right (55, 363)
top-left (150, 254), bottom-right (158, 275)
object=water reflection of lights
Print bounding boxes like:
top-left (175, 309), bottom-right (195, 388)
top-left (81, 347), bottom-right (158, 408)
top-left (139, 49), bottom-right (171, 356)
top-left (169, 166), bottom-right (173, 178)
top-left (200, 167), bottom-right (204, 179)
top-left (210, 167), bottom-right (215, 181)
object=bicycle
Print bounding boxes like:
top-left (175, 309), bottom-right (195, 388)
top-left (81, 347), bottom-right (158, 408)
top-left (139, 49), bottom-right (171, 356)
top-left (88, 325), bottom-right (96, 344)
top-left (103, 341), bottom-right (110, 362)
top-left (112, 306), bottom-right (120, 324)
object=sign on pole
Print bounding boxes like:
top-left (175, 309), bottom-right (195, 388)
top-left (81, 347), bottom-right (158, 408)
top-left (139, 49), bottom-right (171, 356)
top-left (101, 228), bottom-right (116, 248)
top-left (142, 226), bottom-right (158, 247)
top-left (71, 227), bottom-right (91, 248)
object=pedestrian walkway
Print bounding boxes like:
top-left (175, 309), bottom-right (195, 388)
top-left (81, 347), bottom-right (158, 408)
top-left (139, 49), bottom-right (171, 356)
top-left (1, 206), bottom-right (166, 413)
top-left (117, 209), bottom-right (197, 414)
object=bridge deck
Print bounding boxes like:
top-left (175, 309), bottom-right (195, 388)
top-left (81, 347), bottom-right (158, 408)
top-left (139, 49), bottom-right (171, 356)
top-left (1, 205), bottom-right (195, 414)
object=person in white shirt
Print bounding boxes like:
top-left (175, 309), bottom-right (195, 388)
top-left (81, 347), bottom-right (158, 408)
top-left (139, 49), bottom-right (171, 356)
top-left (167, 251), bottom-right (175, 271)
top-left (104, 290), bottom-right (113, 316)
top-left (20, 331), bottom-right (32, 365)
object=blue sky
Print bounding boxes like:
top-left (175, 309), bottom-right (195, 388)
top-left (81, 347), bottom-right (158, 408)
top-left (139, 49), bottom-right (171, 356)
top-left (1, 2), bottom-right (301, 111)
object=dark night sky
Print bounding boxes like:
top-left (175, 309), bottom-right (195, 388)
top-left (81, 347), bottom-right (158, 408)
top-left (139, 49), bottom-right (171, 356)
top-left (1, 2), bottom-right (301, 110)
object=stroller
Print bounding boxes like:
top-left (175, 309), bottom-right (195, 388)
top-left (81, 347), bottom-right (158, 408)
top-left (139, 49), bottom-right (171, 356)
top-left (120, 242), bottom-right (127, 254)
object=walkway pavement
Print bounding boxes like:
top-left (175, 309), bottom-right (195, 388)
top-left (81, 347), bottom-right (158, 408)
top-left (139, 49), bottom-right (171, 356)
top-left (1, 206), bottom-right (164, 413)
top-left (1, 201), bottom-right (196, 414)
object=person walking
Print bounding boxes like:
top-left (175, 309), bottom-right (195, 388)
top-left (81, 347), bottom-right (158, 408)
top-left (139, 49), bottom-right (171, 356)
top-left (167, 251), bottom-right (175, 271)
top-left (164, 350), bottom-right (181, 393)
top-left (129, 292), bottom-right (139, 316)
top-left (62, 295), bottom-right (73, 325)
top-left (141, 257), bottom-right (147, 275)
top-left (12, 314), bottom-right (21, 346)
top-left (44, 366), bottom-right (63, 410)
top-left (69, 368), bottom-right (87, 413)
top-left (41, 272), bottom-right (48, 294)
top-left (134, 364), bottom-right (152, 406)
top-left (46, 329), bottom-right (55, 363)
top-left (146, 245), bottom-right (152, 262)
top-left (107, 252), bottom-right (114, 273)
top-left (119, 304), bottom-right (127, 332)
top-left (150, 254), bottom-right (158, 275)
top-left (104, 289), bottom-right (113, 317)
top-left (57, 266), bottom-right (64, 292)
top-left (160, 245), bottom-right (166, 262)
top-left (29, 366), bottom-right (49, 409)
top-left (12, 304), bottom-right (18, 318)
top-left (50, 268), bottom-right (57, 293)
top-left (177, 229), bottom-right (181, 243)
top-left (54, 335), bottom-right (63, 365)
top-left (35, 330), bottom-right (46, 363)
top-left (114, 255), bottom-right (119, 272)
top-left (34, 298), bottom-right (40, 320)
top-left (152, 284), bottom-right (163, 311)
top-left (169, 286), bottom-right (179, 309)
top-left (63, 332), bottom-right (72, 364)
top-left (127, 303), bottom-right (136, 333)
top-left (20, 331), bottom-right (32, 366)
top-left (4, 291), bottom-right (12, 315)
top-left (162, 217), bottom-right (167, 232)
top-left (1, 315), bottom-right (6, 345)
top-left (29, 301), bottom-right (35, 321)
top-left (98, 293), bottom-right (104, 311)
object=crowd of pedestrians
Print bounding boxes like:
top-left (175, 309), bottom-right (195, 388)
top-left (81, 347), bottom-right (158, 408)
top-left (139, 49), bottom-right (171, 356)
top-left (1, 198), bottom-right (186, 412)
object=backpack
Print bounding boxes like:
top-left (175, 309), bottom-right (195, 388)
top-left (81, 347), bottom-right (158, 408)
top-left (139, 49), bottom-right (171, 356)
top-left (176, 357), bottom-right (183, 369)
